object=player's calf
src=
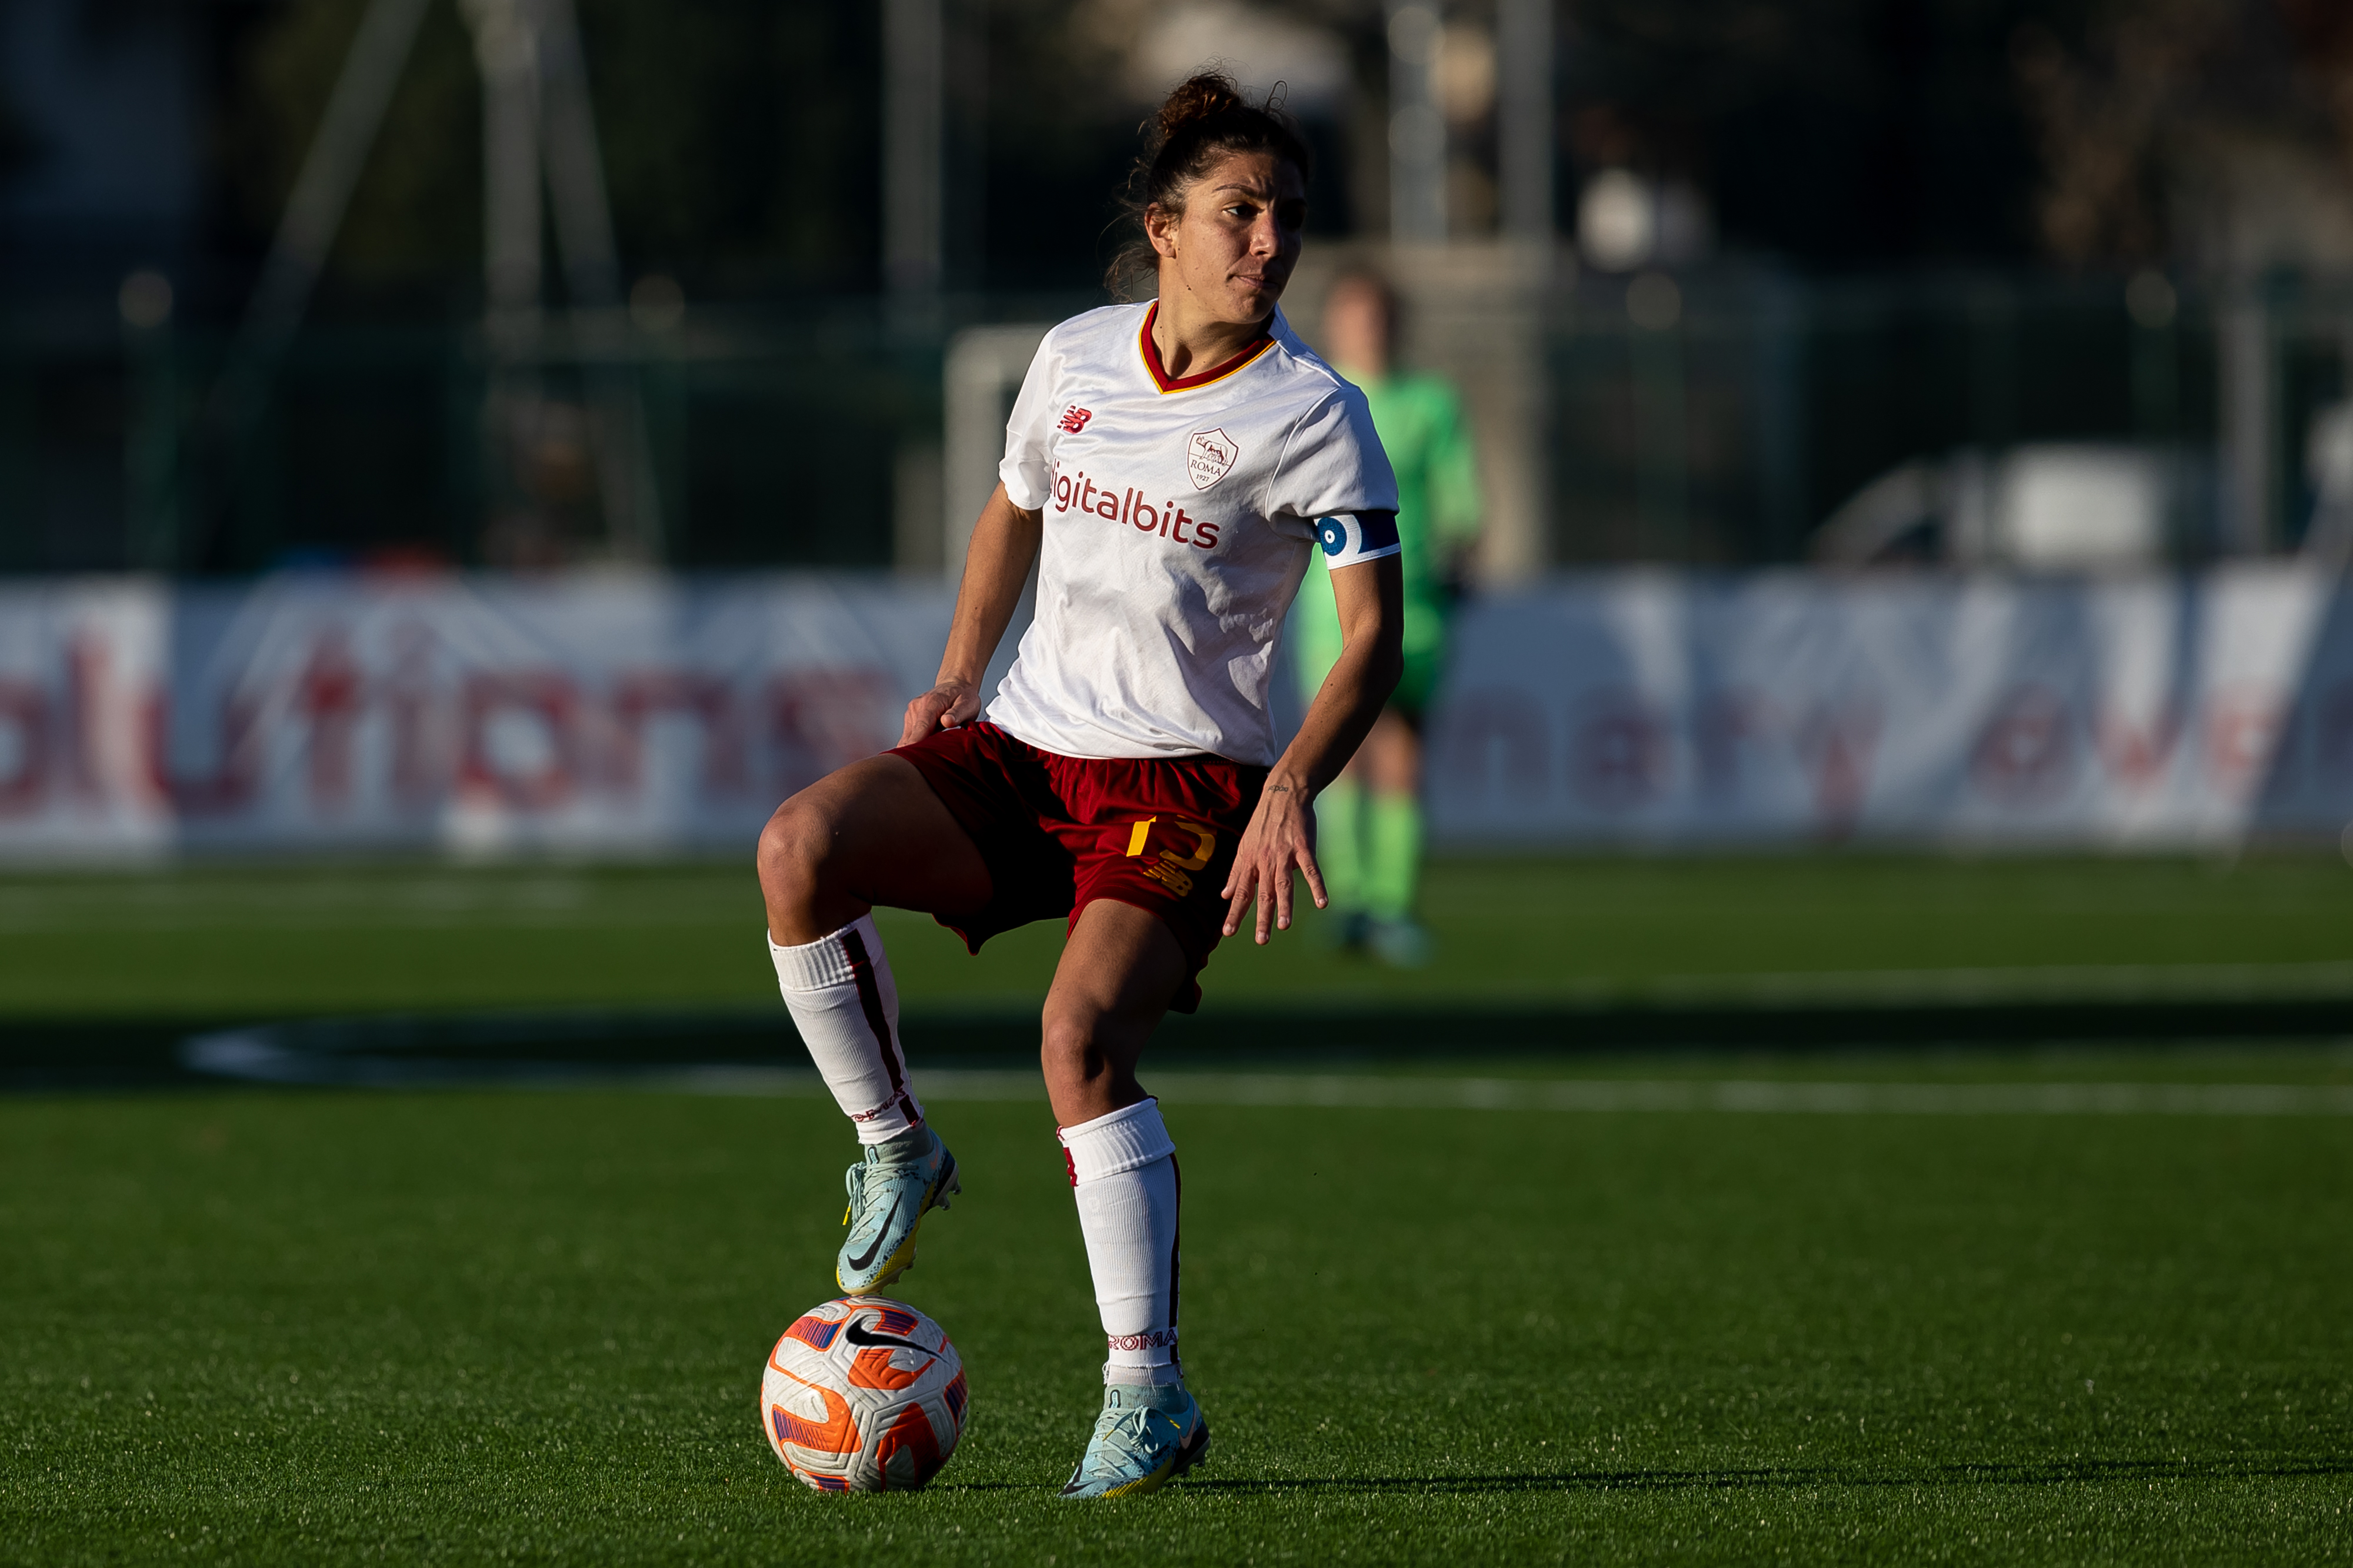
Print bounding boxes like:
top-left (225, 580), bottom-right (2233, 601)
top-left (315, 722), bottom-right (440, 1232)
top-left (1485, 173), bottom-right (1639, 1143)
top-left (768, 912), bottom-right (961, 1292)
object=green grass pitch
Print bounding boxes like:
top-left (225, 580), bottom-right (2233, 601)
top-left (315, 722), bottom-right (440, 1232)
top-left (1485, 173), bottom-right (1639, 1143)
top-left (5, 855), bottom-right (2353, 1561)
top-left (4, 852), bottom-right (2353, 1019)
top-left (5, 1066), bottom-right (2352, 1563)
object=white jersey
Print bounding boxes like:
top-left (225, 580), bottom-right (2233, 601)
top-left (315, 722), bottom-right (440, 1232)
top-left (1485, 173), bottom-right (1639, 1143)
top-left (987, 301), bottom-right (1400, 765)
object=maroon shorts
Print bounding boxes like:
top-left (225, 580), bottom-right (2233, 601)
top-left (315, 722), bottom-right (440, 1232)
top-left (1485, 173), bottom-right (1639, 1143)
top-left (889, 722), bottom-right (1268, 1013)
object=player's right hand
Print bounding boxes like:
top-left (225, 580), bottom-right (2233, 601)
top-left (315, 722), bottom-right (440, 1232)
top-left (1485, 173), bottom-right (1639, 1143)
top-left (901, 678), bottom-right (982, 745)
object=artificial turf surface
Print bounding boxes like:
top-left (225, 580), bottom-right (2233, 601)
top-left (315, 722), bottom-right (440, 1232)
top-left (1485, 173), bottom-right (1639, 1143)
top-left (5, 1062), bottom-right (2351, 1564)
top-left (6, 856), bottom-right (2352, 1560)
top-left (4, 852), bottom-right (2353, 1020)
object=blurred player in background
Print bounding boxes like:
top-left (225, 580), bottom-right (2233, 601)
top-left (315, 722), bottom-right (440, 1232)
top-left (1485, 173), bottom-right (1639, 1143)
top-left (756, 75), bottom-right (1401, 1498)
top-left (1293, 269), bottom-right (1482, 967)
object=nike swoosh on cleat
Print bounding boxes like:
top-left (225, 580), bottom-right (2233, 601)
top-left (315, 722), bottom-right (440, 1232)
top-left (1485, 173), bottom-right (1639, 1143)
top-left (844, 1197), bottom-right (904, 1273)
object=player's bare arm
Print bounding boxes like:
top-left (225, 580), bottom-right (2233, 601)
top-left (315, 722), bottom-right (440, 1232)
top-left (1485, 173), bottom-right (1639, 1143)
top-left (902, 483), bottom-right (1041, 743)
top-left (1223, 545), bottom-right (1402, 943)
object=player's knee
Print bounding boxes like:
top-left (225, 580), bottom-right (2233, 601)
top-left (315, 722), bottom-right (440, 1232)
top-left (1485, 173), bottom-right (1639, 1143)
top-left (755, 798), bottom-right (836, 911)
top-left (1038, 1005), bottom-right (1106, 1081)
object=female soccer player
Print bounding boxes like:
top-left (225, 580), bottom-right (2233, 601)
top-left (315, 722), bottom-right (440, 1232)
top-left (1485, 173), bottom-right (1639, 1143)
top-left (756, 74), bottom-right (1402, 1499)
top-left (1290, 269), bottom-right (1483, 967)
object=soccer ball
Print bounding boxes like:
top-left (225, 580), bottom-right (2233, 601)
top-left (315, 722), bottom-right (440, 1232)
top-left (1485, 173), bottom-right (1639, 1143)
top-left (761, 1297), bottom-right (967, 1492)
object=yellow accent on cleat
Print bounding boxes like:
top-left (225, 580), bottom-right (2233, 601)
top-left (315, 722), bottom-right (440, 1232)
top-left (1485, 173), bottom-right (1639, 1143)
top-left (835, 1137), bottom-right (960, 1295)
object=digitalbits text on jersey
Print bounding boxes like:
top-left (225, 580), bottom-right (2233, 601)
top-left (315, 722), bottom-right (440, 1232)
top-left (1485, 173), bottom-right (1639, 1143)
top-left (1051, 467), bottom-right (1223, 550)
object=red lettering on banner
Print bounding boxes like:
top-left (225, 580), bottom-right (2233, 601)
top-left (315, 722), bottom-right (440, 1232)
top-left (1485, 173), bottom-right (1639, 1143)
top-left (2093, 702), bottom-right (2184, 791)
top-left (1795, 698), bottom-right (1881, 833)
top-left (1571, 692), bottom-right (1669, 810)
top-left (767, 670), bottom-right (891, 793)
top-left (1437, 689), bottom-right (1548, 802)
top-left (385, 624), bottom-right (446, 804)
top-left (65, 634), bottom-right (108, 803)
top-left (0, 680), bottom-right (48, 815)
top-left (1970, 685), bottom-right (2075, 805)
top-left (295, 634), bottom-right (365, 808)
top-left (1693, 688), bottom-right (1774, 797)
top-left (142, 690), bottom-right (262, 816)
top-left (460, 673), bottom-right (579, 809)
top-left (610, 672), bottom-right (743, 796)
top-left (2203, 687), bottom-right (2289, 798)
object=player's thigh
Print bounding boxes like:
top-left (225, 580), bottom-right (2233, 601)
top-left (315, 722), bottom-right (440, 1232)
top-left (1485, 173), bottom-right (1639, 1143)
top-left (758, 753), bottom-right (992, 939)
top-left (1361, 706), bottom-right (1422, 795)
top-left (1038, 899), bottom-right (1189, 1123)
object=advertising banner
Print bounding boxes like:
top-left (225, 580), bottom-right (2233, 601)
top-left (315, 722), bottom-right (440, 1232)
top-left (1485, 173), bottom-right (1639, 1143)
top-left (1425, 568), bottom-right (2353, 847)
top-left (1, 568), bottom-right (2349, 856)
top-left (0, 575), bottom-right (955, 857)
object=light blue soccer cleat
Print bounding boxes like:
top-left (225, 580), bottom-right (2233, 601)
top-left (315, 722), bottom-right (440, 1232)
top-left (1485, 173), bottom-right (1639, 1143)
top-left (836, 1125), bottom-right (959, 1295)
top-left (1058, 1383), bottom-right (1211, 1499)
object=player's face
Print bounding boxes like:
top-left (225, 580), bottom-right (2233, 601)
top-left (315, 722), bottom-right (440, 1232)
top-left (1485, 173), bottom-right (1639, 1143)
top-left (1322, 281), bottom-right (1389, 380)
top-left (1152, 151), bottom-right (1308, 326)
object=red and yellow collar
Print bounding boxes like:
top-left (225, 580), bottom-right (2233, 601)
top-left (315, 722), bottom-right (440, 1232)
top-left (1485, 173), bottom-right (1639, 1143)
top-left (1137, 302), bottom-right (1276, 394)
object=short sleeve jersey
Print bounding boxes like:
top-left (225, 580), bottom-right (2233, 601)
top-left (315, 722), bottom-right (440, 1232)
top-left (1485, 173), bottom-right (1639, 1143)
top-left (986, 301), bottom-right (1400, 765)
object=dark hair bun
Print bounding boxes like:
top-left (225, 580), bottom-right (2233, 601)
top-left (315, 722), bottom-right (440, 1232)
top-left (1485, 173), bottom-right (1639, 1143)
top-left (1154, 74), bottom-right (1250, 145)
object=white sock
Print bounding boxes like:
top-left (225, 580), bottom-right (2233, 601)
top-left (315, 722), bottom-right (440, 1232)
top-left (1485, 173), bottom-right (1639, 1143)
top-left (1059, 1099), bottom-right (1181, 1387)
top-left (766, 916), bottom-right (924, 1146)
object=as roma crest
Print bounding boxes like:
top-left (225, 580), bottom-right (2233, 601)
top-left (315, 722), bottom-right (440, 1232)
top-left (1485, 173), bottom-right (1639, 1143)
top-left (1186, 428), bottom-right (1240, 491)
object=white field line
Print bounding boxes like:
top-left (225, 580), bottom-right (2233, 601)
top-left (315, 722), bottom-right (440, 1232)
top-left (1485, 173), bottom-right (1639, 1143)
top-left (657, 1067), bottom-right (2353, 1117)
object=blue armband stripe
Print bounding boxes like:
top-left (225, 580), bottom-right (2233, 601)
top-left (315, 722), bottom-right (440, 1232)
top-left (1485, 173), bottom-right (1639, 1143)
top-left (1317, 512), bottom-right (1400, 561)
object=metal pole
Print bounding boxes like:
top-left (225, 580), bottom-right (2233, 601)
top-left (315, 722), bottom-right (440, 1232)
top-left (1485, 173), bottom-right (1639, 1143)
top-left (1387, 0), bottom-right (1447, 244)
top-left (536, 0), bottom-right (621, 308)
top-left (1496, 0), bottom-right (1554, 243)
top-left (884, 0), bottom-right (944, 309)
top-left (465, 0), bottom-right (543, 337)
top-left (2219, 288), bottom-right (2275, 555)
top-left (536, 0), bottom-right (664, 562)
top-left (121, 272), bottom-right (180, 571)
top-left (209, 0), bottom-right (433, 438)
top-left (460, 0), bottom-right (545, 562)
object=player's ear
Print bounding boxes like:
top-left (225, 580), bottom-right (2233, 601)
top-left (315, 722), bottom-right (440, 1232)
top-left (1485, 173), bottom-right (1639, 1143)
top-left (1145, 201), bottom-right (1181, 259)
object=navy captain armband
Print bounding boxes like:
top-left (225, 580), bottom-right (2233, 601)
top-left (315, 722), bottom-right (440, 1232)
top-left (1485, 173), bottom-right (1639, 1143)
top-left (1315, 511), bottom-right (1402, 568)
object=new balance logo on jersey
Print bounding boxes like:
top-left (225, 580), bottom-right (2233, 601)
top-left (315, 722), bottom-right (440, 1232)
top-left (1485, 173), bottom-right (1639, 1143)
top-left (1059, 405), bottom-right (1094, 433)
top-left (1051, 467), bottom-right (1223, 550)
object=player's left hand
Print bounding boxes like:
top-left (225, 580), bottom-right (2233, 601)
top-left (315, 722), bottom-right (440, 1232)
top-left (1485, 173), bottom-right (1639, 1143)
top-left (1222, 779), bottom-right (1325, 945)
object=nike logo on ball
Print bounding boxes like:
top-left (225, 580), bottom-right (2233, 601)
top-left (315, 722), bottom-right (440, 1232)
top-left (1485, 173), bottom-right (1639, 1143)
top-left (844, 1320), bottom-right (934, 1356)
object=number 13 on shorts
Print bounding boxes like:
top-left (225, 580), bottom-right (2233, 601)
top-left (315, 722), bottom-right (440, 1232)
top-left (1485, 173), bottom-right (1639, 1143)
top-left (1124, 816), bottom-right (1217, 896)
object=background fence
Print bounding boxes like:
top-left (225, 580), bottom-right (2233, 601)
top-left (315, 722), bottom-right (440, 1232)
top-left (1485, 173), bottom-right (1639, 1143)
top-left (9, 267), bottom-right (2352, 579)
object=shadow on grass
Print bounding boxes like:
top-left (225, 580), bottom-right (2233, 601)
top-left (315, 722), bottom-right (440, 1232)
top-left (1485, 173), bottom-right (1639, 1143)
top-left (1162, 1456), bottom-right (2353, 1496)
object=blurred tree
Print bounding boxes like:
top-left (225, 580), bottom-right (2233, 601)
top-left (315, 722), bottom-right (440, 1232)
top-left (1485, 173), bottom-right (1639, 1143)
top-left (2012, 0), bottom-right (2353, 272)
top-left (218, 0), bottom-right (884, 306)
top-left (1567, 0), bottom-right (2054, 266)
top-left (983, 0), bottom-right (1137, 291)
top-left (0, 85), bottom-right (33, 188)
top-left (221, 0), bottom-right (482, 302)
top-left (579, 0), bottom-right (879, 291)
